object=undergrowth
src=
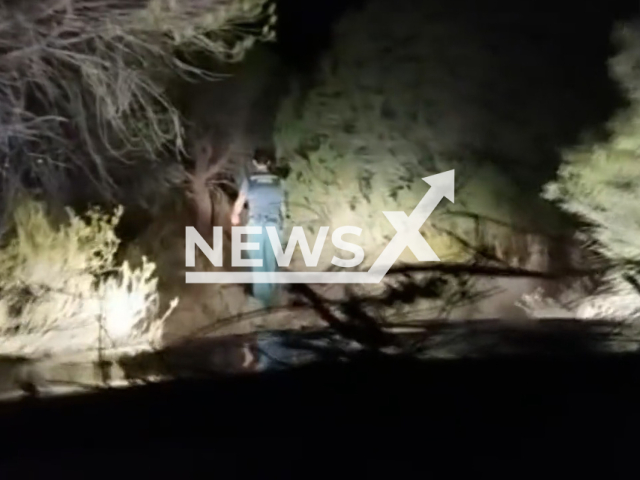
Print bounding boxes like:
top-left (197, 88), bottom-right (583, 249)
top-left (0, 198), bottom-right (177, 357)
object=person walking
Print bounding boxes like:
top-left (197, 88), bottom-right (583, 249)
top-left (230, 148), bottom-right (286, 307)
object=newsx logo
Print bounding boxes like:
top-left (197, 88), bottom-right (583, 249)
top-left (185, 170), bottom-right (454, 284)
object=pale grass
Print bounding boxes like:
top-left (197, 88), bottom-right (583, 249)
top-left (0, 198), bottom-right (177, 358)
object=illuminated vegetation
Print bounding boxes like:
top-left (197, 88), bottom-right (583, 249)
top-left (274, 0), bottom-right (562, 272)
top-left (0, 198), bottom-right (177, 357)
top-left (0, 0), bottom-right (275, 355)
top-left (544, 24), bottom-right (640, 266)
top-left (523, 22), bottom-right (640, 320)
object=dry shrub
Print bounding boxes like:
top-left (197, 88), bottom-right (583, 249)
top-left (0, 0), bottom-right (276, 221)
top-left (0, 197), bottom-right (177, 357)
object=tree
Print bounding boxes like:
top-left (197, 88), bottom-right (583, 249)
top-left (274, 0), bottom-right (564, 275)
top-left (0, 0), bottom-right (280, 352)
top-left (0, 0), bottom-right (276, 231)
top-left (544, 23), bottom-right (640, 265)
top-left (524, 22), bottom-right (640, 321)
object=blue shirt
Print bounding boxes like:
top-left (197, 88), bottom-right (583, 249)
top-left (240, 171), bottom-right (284, 224)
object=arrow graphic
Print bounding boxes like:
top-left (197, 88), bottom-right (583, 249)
top-left (366, 169), bottom-right (455, 281)
top-left (186, 170), bottom-right (454, 284)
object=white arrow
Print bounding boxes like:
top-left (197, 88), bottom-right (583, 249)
top-left (366, 169), bottom-right (455, 280)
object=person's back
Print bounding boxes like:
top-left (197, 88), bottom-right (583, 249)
top-left (244, 171), bottom-right (284, 227)
top-left (231, 148), bottom-right (285, 307)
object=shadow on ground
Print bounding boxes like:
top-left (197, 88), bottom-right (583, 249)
top-left (0, 320), bottom-right (639, 476)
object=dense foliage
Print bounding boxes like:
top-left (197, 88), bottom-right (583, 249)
top-left (274, 0), bottom-right (562, 272)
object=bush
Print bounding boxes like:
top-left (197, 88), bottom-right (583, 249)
top-left (524, 22), bottom-right (640, 321)
top-left (0, 198), bottom-right (177, 357)
top-left (544, 23), bottom-right (640, 265)
top-left (274, 0), bottom-right (560, 272)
